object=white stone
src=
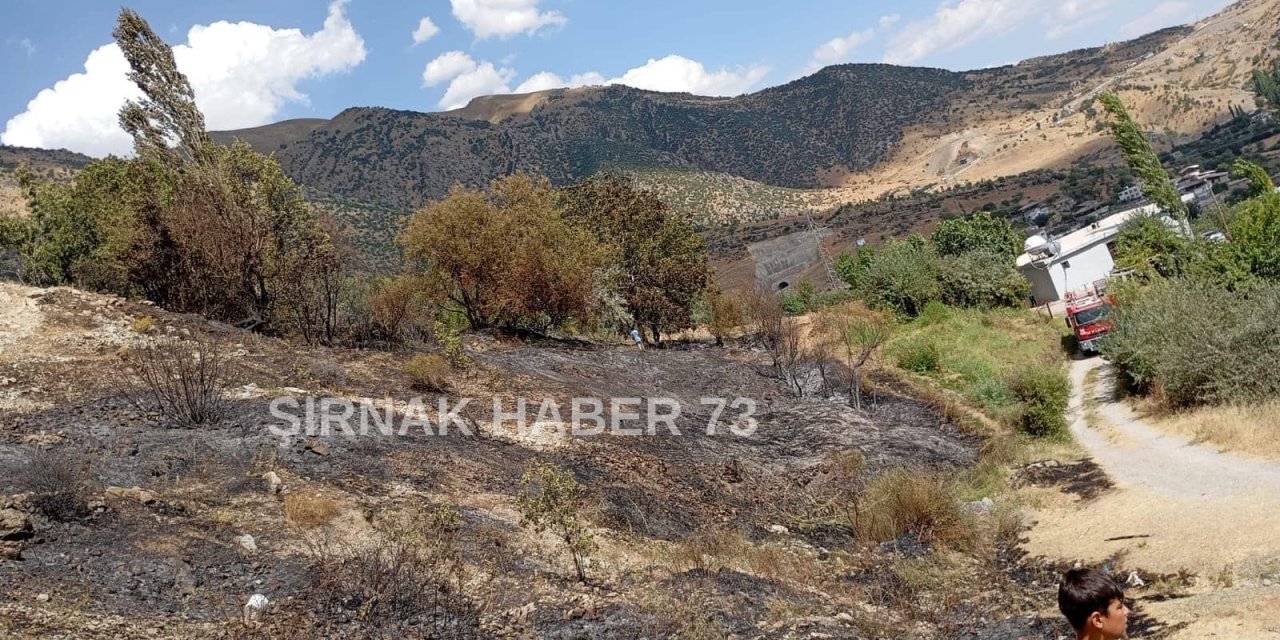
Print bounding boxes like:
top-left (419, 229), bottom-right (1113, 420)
top-left (235, 533), bottom-right (257, 554)
top-left (243, 593), bottom-right (269, 625)
top-left (262, 471), bottom-right (282, 495)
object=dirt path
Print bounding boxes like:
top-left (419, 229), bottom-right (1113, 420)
top-left (1024, 357), bottom-right (1280, 637)
top-left (1068, 358), bottom-right (1280, 498)
top-left (0, 282), bottom-right (43, 358)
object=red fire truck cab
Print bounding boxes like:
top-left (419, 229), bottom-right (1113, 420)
top-left (1064, 285), bottom-right (1114, 355)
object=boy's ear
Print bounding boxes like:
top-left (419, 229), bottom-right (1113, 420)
top-left (1089, 610), bottom-right (1105, 629)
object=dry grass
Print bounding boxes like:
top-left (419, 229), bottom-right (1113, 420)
top-left (405, 353), bottom-right (451, 392)
top-left (129, 315), bottom-right (157, 334)
top-left (1143, 399), bottom-right (1280, 459)
top-left (859, 468), bottom-right (976, 549)
top-left (284, 492), bottom-right (341, 528)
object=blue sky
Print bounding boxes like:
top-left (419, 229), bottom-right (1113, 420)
top-left (1, 0), bottom-right (1234, 156)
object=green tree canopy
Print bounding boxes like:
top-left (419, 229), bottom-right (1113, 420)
top-left (1098, 92), bottom-right (1188, 220)
top-left (931, 211), bottom-right (1021, 258)
top-left (1232, 159), bottom-right (1275, 198)
top-left (559, 174), bottom-right (710, 343)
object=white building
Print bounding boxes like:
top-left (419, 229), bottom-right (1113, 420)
top-left (1016, 201), bottom-right (1188, 304)
top-left (1118, 183), bottom-right (1144, 202)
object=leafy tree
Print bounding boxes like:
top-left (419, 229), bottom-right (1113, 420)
top-left (9, 9), bottom-right (338, 337)
top-left (560, 174), bottom-right (709, 343)
top-left (516, 462), bottom-right (596, 583)
top-left (402, 175), bottom-right (605, 331)
top-left (931, 211), bottom-right (1021, 258)
top-left (840, 235), bottom-right (941, 316)
top-left (938, 250), bottom-right (1030, 308)
top-left (1098, 92), bottom-right (1188, 220)
top-left (1224, 191), bottom-right (1280, 281)
top-left (114, 8), bottom-right (212, 165)
top-left (171, 141), bottom-right (336, 329)
top-left (1113, 214), bottom-right (1191, 280)
top-left (1251, 54), bottom-right (1280, 114)
top-left (705, 287), bottom-right (744, 346)
top-left (1232, 158), bottom-right (1274, 198)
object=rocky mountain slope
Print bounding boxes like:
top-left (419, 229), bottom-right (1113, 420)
top-left (206, 0), bottom-right (1277, 216)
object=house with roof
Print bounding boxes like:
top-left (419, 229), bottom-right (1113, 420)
top-left (1016, 199), bottom-right (1191, 305)
top-left (1118, 182), bottom-right (1144, 202)
top-left (1017, 200), bottom-right (1050, 223)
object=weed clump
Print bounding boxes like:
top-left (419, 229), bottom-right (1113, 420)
top-left (1008, 364), bottom-right (1071, 438)
top-left (859, 468), bottom-right (973, 548)
top-left (897, 340), bottom-right (941, 374)
top-left (405, 354), bottom-right (452, 392)
top-left (20, 448), bottom-right (94, 521)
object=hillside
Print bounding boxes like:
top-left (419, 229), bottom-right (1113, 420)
top-left (0, 146), bottom-right (91, 218)
top-left (840, 0), bottom-right (1279, 201)
top-left (206, 0), bottom-right (1278, 218)
top-left (260, 65), bottom-right (967, 211)
top-left (4, 0), bottom-right (1278, 286)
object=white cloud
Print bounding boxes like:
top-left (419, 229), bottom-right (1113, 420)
top-left (1, 0), bottom-right (365, 157)
top-left (607, 55), bottom-right (769, 96)
top-left (17, 38), bottom-right (36, 57)
top-left (884, 0), bottom-right (1041, 66)
top-left (422, 50), bottom-right (478, 86)
top-left (440, 62), bottom-right (516, 109)
top-left (807, 28), bottom-right (876, 73)
top-left (449, 0), bottom-right (566, 40)
top-left (802, 13), bottom-right (900, 75)
top-left (513, 71), bottom-right (605, 94)
top-left (412, 17), bottom-right (440, 45)
top-left (1044, 0), bottom-right (1111, 40)
top-left (422, 51), bottom-right (517, 109)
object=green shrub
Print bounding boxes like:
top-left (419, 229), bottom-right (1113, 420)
top-left (1007, 365), bottom-right (1070, 438)
top-left (931, 211), bottom-right (1021, 259)
top-left (968, 375), bottom-right (1014, 411)
top-left (433, 322), bottom-right (472, 369)
top-left (1102, 279), bottom-right (1280, 406)
top-left (939, 251), bottom-right (1030, 308)
top-left (897, 340), bottom-right (942, 374)
top-left (844, 235), bottom-right (941, 316)
top-left (919, 300), bottom-right (950, 325)
top-left (405, 354), bottom-right (451, 392)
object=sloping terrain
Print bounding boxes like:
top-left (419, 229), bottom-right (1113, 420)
top-left (4, 281), bottom-right (1059, 639)
top-left (838, 0), bottom-right (1280, 202)
top-left (0, 146), bottom-right (90, 218)
top-left (207, 0), bottom-right (1278, 217)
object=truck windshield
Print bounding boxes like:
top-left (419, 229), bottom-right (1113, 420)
top-left (1073, 304), bottom-right (1110, 326)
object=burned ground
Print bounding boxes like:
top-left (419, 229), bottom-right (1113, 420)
top-left (0, 283), bottom-right (1162, 639)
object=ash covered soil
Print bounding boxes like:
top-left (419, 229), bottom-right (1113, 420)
top-left (0, 282), bottom-right (1108, 639)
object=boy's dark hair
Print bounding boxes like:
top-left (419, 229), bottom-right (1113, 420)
top-left (1058, 568), bottom-right (1125, 631)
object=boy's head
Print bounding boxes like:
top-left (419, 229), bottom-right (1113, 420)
top-left (1058, 568), bottom-right (1130, 639)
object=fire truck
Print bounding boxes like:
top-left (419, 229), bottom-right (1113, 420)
top-left (1064, 281), bottom-right (1115, 356)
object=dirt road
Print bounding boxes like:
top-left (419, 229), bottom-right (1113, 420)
top-left (1025, 357), bottom-right (1280, 638)
top-left (1068, 358), bottom-right (1280, 498)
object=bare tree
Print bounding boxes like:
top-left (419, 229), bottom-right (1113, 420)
top-left (776, 317), bottom-right (811, 397)
top-left (835, 312), bottom-right (891, 411)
